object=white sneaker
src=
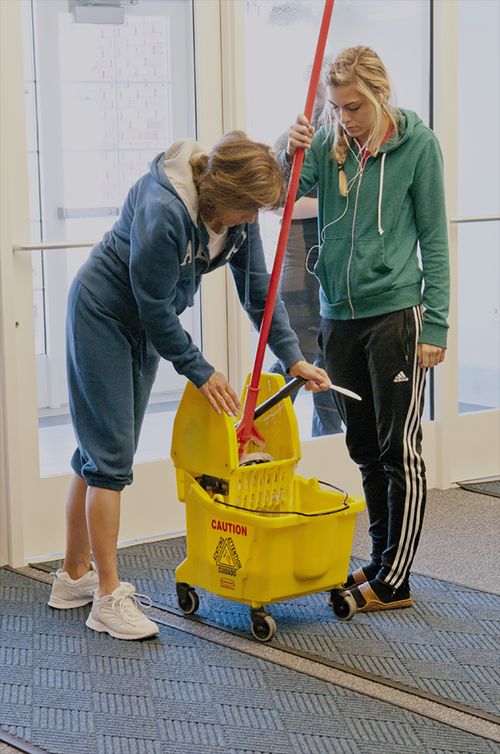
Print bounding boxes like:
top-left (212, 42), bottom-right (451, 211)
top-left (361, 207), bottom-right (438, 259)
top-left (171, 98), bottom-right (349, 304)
top-left (48, 563), bottom-right (99, 609)
top-left (85, 582), bottom-right (160, 640)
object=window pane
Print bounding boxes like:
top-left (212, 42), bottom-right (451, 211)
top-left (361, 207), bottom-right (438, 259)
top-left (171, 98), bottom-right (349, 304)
top-left (458, 0), bottom-right (500, 217)
top-left (245, 0), bottom-right (431, 438)
top-left (246, 0), bottom-right (430, 143)
top-left (457, 0), bottom-right (500, 415)
top-left (457, 221), bottom-right (500, 413)
top-left (22, 0), bottom-right (198, 475)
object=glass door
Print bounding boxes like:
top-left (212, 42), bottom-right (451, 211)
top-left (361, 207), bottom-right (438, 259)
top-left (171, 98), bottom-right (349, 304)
top-left (22, 0), bottom-right (200, 475)
top-left (448, 0), bottom-right (500, 482)
top-left (456, 0), bottom-right (499, 418)
top-left (0, 0), bottom-right (225, 564)
top-left (242, 0), bottom-right (432, 442)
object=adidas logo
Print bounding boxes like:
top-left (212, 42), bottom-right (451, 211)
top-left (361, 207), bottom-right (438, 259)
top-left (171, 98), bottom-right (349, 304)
top-left (393, 371), bottom-right (409, 383)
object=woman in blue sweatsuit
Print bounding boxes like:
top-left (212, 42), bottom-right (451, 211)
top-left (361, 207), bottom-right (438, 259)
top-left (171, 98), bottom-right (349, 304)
top-left (48, 132), bottom-right (330, 640)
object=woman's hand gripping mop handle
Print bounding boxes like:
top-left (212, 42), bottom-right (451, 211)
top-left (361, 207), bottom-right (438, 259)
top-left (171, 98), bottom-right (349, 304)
top-left (253, 377), bottom-right (362, 423)
top-left (236, 0), bottom-right (335, 459)
top-left (253, 376), bottom-right (308, 421)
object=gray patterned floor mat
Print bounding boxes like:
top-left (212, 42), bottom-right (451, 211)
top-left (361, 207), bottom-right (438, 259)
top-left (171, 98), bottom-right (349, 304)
top-left (34, 537), bottom-right (500, 719)
top-left (0, 568), bottom-right (498, 754)
top-left (456, 479), bottom-right (500, 498)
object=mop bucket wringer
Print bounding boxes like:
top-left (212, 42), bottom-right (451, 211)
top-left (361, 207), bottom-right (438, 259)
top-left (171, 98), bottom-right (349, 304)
top-left (171, 373), bottom-right (365, 641)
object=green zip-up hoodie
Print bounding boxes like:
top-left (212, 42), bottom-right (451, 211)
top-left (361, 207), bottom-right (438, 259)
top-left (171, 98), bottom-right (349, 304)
top-left (284, 109), bottom-right (450, 348)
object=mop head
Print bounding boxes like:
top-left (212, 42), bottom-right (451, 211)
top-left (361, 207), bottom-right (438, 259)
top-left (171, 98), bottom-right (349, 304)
top-left (239, 451), bottom-right (273, 467)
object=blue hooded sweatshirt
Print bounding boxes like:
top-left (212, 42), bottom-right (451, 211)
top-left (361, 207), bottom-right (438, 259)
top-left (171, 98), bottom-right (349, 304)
top-left (76, 140), bottom-right (303, 387)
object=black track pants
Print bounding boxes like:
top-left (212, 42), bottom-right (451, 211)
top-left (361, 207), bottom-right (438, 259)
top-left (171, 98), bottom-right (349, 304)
top-left (319, 307), bottom-right (427, 589)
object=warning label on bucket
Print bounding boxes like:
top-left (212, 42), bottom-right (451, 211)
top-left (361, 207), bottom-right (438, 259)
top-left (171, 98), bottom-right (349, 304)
top-left (213, 536), bottom-right (241, 577)
top-left (211, 519), bottom-right (247, 536)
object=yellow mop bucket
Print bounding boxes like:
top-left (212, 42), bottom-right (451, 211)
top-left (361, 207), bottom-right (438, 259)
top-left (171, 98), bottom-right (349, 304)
top-left (171, 373), bottom-right (364, 641)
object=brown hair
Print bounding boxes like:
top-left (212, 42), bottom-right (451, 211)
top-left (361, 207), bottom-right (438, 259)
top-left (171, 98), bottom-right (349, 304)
top-left (323, 46), bottom-right (399, 196)
top-left (190, 131), bottom-right (284, 222)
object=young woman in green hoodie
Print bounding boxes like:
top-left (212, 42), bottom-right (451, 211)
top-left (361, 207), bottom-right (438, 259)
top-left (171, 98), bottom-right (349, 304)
top-left (283, 46), bottom-right (450, 614)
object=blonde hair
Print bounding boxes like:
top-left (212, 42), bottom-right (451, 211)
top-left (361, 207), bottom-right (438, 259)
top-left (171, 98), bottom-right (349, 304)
top-left (190, 131), bottom-right (284, 222)
top-left (323, 46), bottom-right (399, 196)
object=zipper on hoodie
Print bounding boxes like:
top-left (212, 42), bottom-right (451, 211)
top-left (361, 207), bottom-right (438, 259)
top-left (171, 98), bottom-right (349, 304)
top-left (346, 167), bottom-right (365, 318)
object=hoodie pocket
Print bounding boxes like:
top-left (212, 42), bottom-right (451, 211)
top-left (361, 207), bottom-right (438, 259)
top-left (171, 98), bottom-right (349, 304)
top-left (350, 235), bottom-right (393, 300)
top-left (313, 237), bottom-right (350, 306)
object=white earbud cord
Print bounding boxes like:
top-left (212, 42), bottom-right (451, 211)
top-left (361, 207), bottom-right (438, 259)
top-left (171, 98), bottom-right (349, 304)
top-left (305, 139), bottom-right (365, 275)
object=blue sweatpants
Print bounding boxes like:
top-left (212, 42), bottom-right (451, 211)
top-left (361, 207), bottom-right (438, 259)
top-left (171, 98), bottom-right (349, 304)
top-left (67, 279), bottom-right (160, 491)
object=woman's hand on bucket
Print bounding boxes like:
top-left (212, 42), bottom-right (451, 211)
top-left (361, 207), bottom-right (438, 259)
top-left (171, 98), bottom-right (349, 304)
top-left (289, 360), bottom-right (331, 392)
top-left (286, 114), bottom-right (314, 160)
top-left (199, 371), bottom-right (241, 416)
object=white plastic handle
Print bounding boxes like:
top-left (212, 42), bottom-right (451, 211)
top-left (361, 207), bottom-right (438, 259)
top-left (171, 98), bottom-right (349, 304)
top-left (329, 384), bottom-right (362, 401)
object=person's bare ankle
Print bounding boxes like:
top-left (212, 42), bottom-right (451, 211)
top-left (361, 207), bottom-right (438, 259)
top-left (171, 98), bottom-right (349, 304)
top-left (63, 562), bottom-right (92, 581)
top-left (96, 581), bottom-right (120, 599)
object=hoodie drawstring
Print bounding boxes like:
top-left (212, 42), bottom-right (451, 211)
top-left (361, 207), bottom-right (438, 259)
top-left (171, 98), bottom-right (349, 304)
top-left (191, 240), bottom-right (197, 305)
top-left (377, 152), bottom-right (386, 236)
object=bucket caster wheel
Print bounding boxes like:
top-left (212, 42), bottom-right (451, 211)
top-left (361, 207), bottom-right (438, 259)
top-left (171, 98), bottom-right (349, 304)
top-left (250, 608), bottom-right (277, 642)
top-left (176, 582), bottom-right (200, 615)
top-left (331, 590), bottom-right (356, 621)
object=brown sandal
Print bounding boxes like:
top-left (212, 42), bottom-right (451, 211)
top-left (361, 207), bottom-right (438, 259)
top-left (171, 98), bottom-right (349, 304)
top-left (348, 581), bottom-right (413, 613)
top-left (327, 566), bottom-right (369, 607)
top-left (342, 566), bottom-right (370, 590)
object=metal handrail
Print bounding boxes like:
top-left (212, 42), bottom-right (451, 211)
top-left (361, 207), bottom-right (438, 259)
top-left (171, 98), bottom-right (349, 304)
top-left (12, 215), bottom-right (499, 253)
top-left (13, 241), bottom-right (95, 251)
top-left (449, 216), bottom-right (500, 224)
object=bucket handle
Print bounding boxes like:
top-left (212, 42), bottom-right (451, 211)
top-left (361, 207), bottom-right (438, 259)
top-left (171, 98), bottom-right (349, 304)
top-left (212, 494), bottom-right (351, 518)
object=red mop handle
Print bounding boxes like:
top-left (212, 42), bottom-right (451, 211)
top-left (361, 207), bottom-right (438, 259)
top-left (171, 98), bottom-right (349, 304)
top-left (237, 0), bottom-right (335, 447)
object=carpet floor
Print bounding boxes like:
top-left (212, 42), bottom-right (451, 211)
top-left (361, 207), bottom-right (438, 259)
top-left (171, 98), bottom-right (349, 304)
top-left (33, 536), bottom-right (500, 719)
top-left (1, 568), bottom-right (498, 754)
